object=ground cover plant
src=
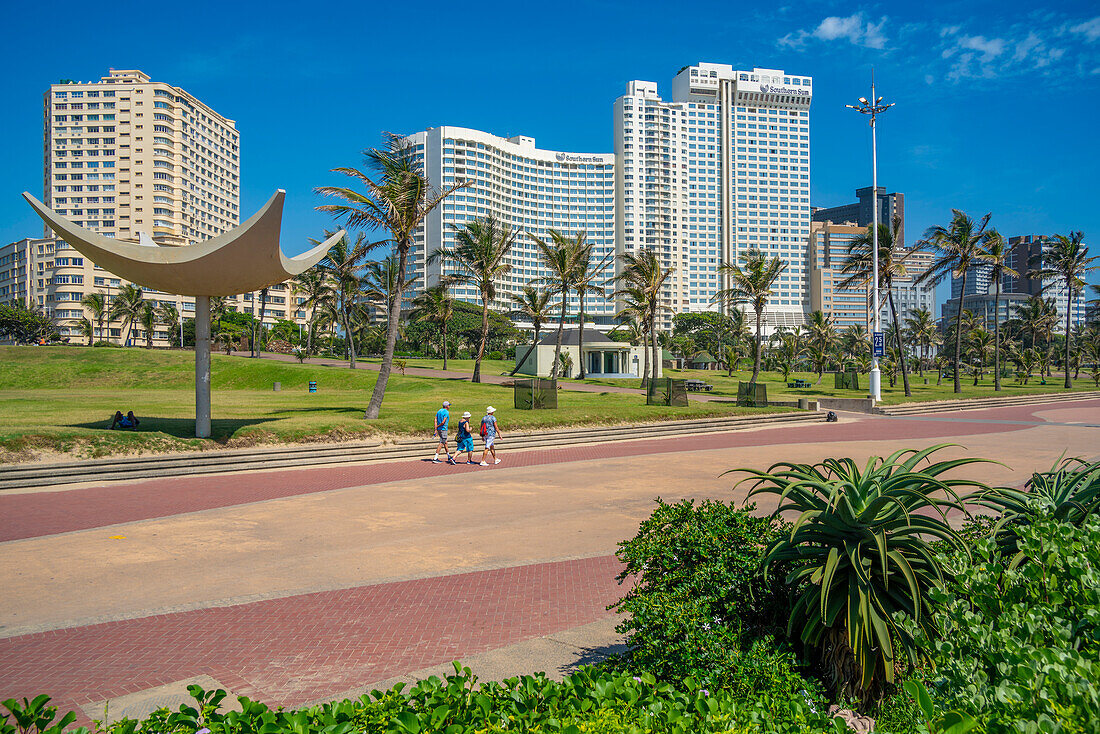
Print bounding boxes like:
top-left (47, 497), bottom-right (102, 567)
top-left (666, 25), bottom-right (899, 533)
top-left (2, 666), bottom-right (843, 734)
top-left (0, 347), bottom-right (783, 461)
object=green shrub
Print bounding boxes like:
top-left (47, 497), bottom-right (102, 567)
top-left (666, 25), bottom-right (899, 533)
top-left (487, 351), bottom-right (504, 361)
top-left (975, 457), bottom-right (1100, 567)
top-left (5, 666), bottom-right (844, 734)
top-left (919, 516), bottom-right (1100, 731)
top-left (607, 499), bottom-right (813, 700)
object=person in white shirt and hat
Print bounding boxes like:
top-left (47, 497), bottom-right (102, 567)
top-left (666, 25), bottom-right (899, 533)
top-left (478, 406), bottom-right (503, 466)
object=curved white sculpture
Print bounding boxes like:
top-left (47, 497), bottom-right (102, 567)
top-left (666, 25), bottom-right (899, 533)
top-left (23, 189), bottom-right (344, 439)
top-left (22, 190), bottom-right (343, 296)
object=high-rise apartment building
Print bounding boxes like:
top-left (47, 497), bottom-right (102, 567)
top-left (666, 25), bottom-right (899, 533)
top-left (813, 186), bottom-right (905, 248)
top-left (808, 219), bottom-right (935, 332)
top-left (45, 68), bottom-right (240, 245)
top-left (614, 63), bottom-right (812, 331)
top-left (1004, 234), bottom-right (1087, 330)
top-left (24, 69), bottom-right (308, 345)
top-left (406, 127), bottom-right (617, 320)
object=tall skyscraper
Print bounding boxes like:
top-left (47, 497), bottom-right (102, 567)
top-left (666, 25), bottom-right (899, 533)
top-left (614, 63), bottom-right (812, 331)
top-left (1005, 234), bottom-right (1087, 330)
top-left (406, 126), bottom-right (617, 321)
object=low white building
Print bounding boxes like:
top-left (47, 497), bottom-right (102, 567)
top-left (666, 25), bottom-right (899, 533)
top-left (515, 329), bottom-right (660, 379)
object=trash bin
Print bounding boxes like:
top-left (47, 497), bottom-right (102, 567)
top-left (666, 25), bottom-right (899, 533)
top-left (273, 382), bottom-right (281, 391)
top-left (308, 380), bottom-right (317, 393)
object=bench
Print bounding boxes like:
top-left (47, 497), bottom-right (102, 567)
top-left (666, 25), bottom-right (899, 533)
top-left (786, 379), bottom-right (811, 389)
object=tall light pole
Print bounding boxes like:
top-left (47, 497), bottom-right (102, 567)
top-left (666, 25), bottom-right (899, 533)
top-left (846, 72), bottom-right (894, 402)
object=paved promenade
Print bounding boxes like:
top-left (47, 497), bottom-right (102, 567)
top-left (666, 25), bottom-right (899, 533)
top-left (1, 399), bottom-right (1098, 724)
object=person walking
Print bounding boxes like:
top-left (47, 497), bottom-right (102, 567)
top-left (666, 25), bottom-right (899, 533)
top-left (433, 400), bottom-right (457, 464)
top-left (479, 405), bottom-right (502, 466)
top-left (455, 411), bottom-right (476, 464)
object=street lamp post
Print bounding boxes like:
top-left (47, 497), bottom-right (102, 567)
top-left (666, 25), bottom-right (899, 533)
top-left (846, 73), bottom-right (894, 402)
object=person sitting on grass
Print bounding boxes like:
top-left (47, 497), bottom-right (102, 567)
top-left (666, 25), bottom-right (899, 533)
top-left (109, 411), bottom-right (141, 430)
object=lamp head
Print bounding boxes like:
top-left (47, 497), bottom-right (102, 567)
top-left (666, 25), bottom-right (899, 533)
top-left (858, 97), bottom-right (868, 104)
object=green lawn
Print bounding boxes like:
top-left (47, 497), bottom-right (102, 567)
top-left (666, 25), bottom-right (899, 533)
top-left (358, 357), bottom-right (515, 375)
top-left (0, 347), bottom-right (783, 461)
top-left (570, 367), bottom-right (1099, 405)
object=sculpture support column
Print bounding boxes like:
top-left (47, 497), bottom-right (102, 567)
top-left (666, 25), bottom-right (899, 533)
top-left (195, 295), bottom-right (212, 438)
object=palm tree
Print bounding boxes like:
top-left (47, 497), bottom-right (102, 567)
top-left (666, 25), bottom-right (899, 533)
top-left (293, 268), bottom-right (335, 356)
top-left (982, 233), bottom-right (1019, 391)
top-left (530, 230), bottom-right (582, 379)
top-left (412, 285), bottom-right (455, 370)
top-left (615, 296), bottom-right (651, 387)
top-left (509, 286), bottom-right (553, 376)
top-left (805, 310), bottom-right (836, 384)
top-left (967, 327), bottom-right (994, 385)
top-left (774, 332), bottom-right (804, 382)
top-left (317, 231), bottom-right (376, 369)
top-left (914, 210), bottom-right (997, 393)
top-left (570, 239), bottom-right (615, 378)
top-left (904, 308), bottom-right (937, 377)
top-left (616, 249), bottom-right (674, 386)
top-left (1015, 296), bottom-right (1058, 376)
top-left (81, 292), bottom-right (108, 345)
top-left (362, 255), bottom-right (419, 327)
top-left (431, 215), bottom-right (516, 383)
top-left (316, 133), bottom-right (466, 418)
top-left (251, 287), bottom-right (270, 357)
top-left (712, 249), bottom-right (786, 384)
top-left (841, 215), bottom-right (915, 397)
top-left (138, 302), bottom-right (157, 349)
top-left (157, 303), bottom-right (180, 347)
top-left (840, 324), bottom-right (870, 369)
top-left (109, 283), bottom-right (144, 346)
top-left (77, 317), bottom-right (93, 346)
top-left (1029, 231), bottom-right (1097, 388)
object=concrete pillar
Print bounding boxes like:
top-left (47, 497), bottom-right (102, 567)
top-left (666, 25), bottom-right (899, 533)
top-left (195, 295), bottom-right (211, 438)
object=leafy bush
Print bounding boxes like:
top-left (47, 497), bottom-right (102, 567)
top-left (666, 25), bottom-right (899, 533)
top-left (487, 350), bottom-right (504, 361)
top-left (975, 457), bottom-right (1100, 567)
top-left (608, 499), bottom-right (814, 700)
top-left (919, 516), bottom-right (1100, 731)
top-left (735, 445), bottom-right (989, 703)
top-left (4, 666), bottom-right (844, 734)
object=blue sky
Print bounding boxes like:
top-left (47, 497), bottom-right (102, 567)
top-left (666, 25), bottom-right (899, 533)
top-left (2, 0), bottom-right (1098, 300)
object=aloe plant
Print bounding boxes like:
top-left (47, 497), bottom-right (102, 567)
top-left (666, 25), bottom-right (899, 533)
top-left (733, 445), bottom-right (991, 703)
top-left (976, 456), bottom-right (1100, 567)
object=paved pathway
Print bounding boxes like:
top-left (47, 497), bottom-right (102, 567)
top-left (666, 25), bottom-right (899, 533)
top-left (1, 399), bottom-right (1097, 726)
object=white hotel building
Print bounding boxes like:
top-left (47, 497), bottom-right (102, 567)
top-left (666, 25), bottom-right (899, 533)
top-left (405, 127), bottom-right (617, 321)
top-left (615, 63), bottom-right (812, 331)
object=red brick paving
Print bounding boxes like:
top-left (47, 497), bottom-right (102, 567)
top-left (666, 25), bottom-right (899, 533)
top-left (0, 555), bottom-right (629, 722)
top-left (0, 407), bottom-right (1063, 543)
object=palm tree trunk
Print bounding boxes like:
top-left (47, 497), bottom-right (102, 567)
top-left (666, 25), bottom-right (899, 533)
top-left (510, 327), bottom-right (538, 377)
top-left (474, 292), bottom-right (490, 384)
top-left (551, 290), bottom-right (567, 379)
top-left (578, 298), bottom-right (587, 379)
top-left (953, 271), bottom-right (966, 393)
top-left (639, 328), bottom-right (650, 389)
top-left (752, 307), bottom-right (762, 384)
top-left (650, 314), bottom-right (659, 384)
top-left (343, 307), bottom-right (357, 370)
top-left (307, 306), bottom-right (316, 354)
top-left (887, 289), bottom-right (911, 396)
top-left (1064, 281), bottom-right (1073, 389)
top-left (994, 280), bottom-right (1002, 391)
top-left (442, 321), bottom-right (449, 372)
top-left (365, 243), bottom-right (408, 419)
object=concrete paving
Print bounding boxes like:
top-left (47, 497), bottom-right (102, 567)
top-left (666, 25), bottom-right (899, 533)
top-left (1, 399), bottom-right (1097, 725)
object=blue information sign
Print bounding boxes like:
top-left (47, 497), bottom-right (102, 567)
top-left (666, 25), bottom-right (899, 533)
top-left (872, 332), bottom-right (885, 357)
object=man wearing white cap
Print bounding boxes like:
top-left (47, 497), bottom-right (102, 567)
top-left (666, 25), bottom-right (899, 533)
top-left (479, 406), bottom-right (502, 466)
top-left (433, 400), bottom-right (457, 464)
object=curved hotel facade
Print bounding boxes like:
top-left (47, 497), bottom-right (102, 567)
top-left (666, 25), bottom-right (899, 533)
top-left (405, 127), bottom-right (617, 321)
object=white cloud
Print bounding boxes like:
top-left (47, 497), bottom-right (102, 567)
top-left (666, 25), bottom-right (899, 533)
top-left (1070, 17), bottom-right (1100, 42)
top-left (778, 12), bottom-right (888, 50)
top-left (958, 35), bottom-right (1006, 60)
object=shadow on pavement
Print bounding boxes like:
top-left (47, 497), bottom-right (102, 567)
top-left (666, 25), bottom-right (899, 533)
top-left (558, 641), bottom-right (629, 676)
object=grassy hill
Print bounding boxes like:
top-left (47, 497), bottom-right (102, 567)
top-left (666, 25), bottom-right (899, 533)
top-left (0, 346), bottom-right (777, 462)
